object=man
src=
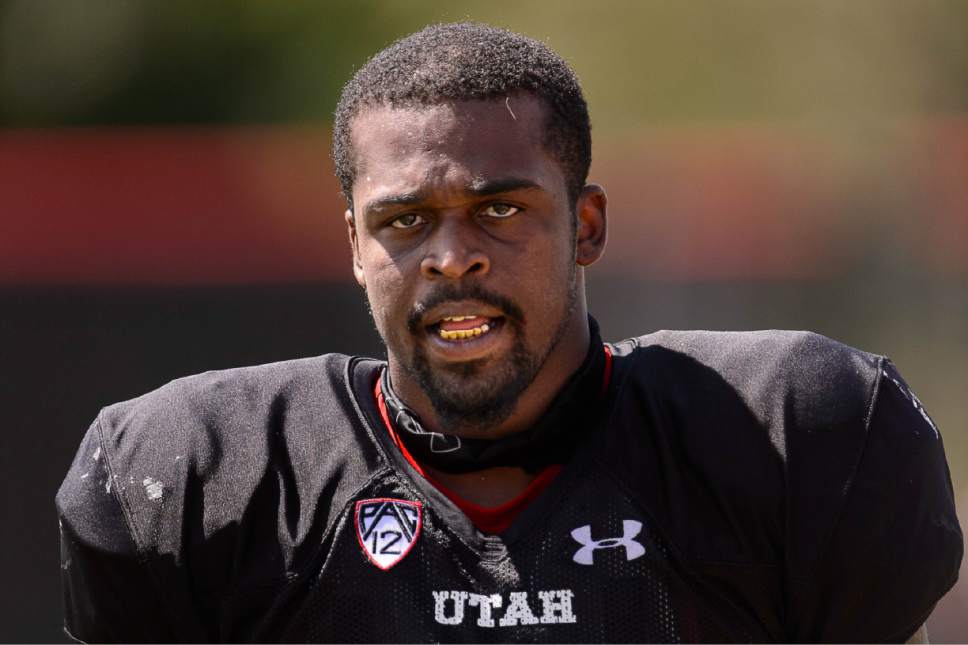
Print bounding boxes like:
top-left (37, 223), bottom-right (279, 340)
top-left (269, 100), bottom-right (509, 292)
top-left (58, 23), bottom-right (961, 643)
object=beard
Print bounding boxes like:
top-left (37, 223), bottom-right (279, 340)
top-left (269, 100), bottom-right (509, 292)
top-left (410, 321), bottom-right (535, 434)
top-left (401, 271), bottom-right (578, 436)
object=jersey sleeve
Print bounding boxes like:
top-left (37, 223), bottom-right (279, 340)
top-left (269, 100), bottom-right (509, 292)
top-left (791, 359), bottom-right (962, 642)
top-left (56, 415), bottom-right (197, 643)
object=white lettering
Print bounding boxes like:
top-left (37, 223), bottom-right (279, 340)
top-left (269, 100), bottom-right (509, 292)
top-left (467, 593), bottom-right (503, 627)
top-left (538, 589), bottom-right (577, 624)
top-left (434, 589), bottom-right (576, 627)
top-left (433, 590), bottom-right (467, 625)
top-left (498, 591), bottom-right (540, 627)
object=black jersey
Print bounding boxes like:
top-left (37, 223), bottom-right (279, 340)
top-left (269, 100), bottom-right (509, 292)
top-left (57, 330), bottom-right (962, 643)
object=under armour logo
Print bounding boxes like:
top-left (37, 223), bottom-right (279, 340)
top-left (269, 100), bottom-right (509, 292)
top-left (571, 520), bottom-right (645, 565)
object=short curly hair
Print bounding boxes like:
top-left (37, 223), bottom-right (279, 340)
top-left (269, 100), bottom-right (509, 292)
top-left (332, 22), bottom-right (591, 210)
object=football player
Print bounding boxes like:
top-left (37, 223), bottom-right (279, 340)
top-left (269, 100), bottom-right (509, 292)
top-left (58, 22), bottom-right (961, 642)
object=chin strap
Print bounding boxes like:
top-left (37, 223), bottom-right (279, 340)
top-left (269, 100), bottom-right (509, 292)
top-left (380, 317), bottom-right (610, 474)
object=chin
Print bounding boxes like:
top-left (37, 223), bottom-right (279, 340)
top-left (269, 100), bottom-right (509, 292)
top-left (414, 346), bottom-right (536, 433)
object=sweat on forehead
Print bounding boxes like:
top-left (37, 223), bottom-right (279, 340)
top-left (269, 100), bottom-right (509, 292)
top-left (348, 97), bottom-right (548, 177)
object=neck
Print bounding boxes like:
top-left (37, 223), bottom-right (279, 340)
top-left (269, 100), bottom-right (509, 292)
top-left (426, 465), bottom-right (538, 507)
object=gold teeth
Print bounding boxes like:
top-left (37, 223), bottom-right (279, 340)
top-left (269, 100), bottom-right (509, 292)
top-left (441, 315), bottom-right (471, 322)
top-left (439, 323), bottom-right (490, 341)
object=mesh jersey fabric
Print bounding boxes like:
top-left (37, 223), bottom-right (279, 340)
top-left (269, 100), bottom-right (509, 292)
top-left (56, 329), bottom-right (963, 643)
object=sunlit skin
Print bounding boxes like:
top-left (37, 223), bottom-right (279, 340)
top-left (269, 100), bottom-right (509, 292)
top-left (346, 94), bottom-right (607, 504)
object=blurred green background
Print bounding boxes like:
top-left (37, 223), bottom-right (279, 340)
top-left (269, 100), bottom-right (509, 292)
top-left (1, 0), bottom-right (966, 641)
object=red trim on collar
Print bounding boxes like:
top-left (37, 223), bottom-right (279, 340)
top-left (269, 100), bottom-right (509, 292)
top-left (375, 376), bottom-right (427, 477)
top-left (602, 344), bottom-right (613, 396)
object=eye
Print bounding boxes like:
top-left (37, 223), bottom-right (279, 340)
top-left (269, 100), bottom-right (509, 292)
top-left (389, 213), bottom-right (425, 229)
top-left (480, 203), bottom-right (520, 219)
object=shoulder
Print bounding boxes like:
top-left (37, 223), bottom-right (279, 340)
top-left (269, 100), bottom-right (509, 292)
top-left (100, 353), bottom-right (351, 434)
top-left (631, 328), bottom-right (870, 365)
top-left (601, 329), bottom-right (961, 639)
top-left (613, 329), bottom-right (883, 435)
top-left (81, 353), bottom-right (383, 554)
top-left (97, 353), bottom-right (360, 466)
top-left (599, 330), bottom-right (886, 564)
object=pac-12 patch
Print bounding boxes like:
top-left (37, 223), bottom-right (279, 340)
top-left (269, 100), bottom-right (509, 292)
top-left (355, 498), bottom-right (422, 570)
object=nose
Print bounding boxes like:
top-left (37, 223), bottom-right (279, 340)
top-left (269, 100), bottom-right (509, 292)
top-left (420, 218), bottom-right (490, 280)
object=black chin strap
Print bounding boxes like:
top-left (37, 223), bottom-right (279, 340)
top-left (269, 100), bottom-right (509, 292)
top-left (380, 317), bottom-right (608, 474)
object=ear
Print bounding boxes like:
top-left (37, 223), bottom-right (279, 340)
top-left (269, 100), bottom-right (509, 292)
top-left (575, 184), bottom-right (607, 266)
top-left (345, 209), bottom-right (366, 288)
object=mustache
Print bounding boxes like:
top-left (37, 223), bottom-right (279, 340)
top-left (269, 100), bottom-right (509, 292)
top-left (406, 283), bottom-right (526, 334)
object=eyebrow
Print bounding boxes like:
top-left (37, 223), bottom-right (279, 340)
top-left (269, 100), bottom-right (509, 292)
top-left (362, 177), bottom-right (541, 216)
top-left (466, 177), bottom-right (541, 196)
top-left (364, 192), bottom-right (425, 213)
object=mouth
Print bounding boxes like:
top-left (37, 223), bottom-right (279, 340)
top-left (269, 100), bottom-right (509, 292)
top-left (418, 304), bottom-right (512, 361)
top-left (431, 314), bottom-right (505, 341)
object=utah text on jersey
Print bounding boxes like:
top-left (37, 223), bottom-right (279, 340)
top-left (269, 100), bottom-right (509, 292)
top-left (433, 590), bottom-right (577, 627)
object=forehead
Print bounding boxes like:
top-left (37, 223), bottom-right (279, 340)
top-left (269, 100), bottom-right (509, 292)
top-left (349, 95), bottom-right (561, 205)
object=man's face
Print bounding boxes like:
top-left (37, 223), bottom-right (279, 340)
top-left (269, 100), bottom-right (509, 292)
top-left (347, 95), bottom-right (601, 434)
